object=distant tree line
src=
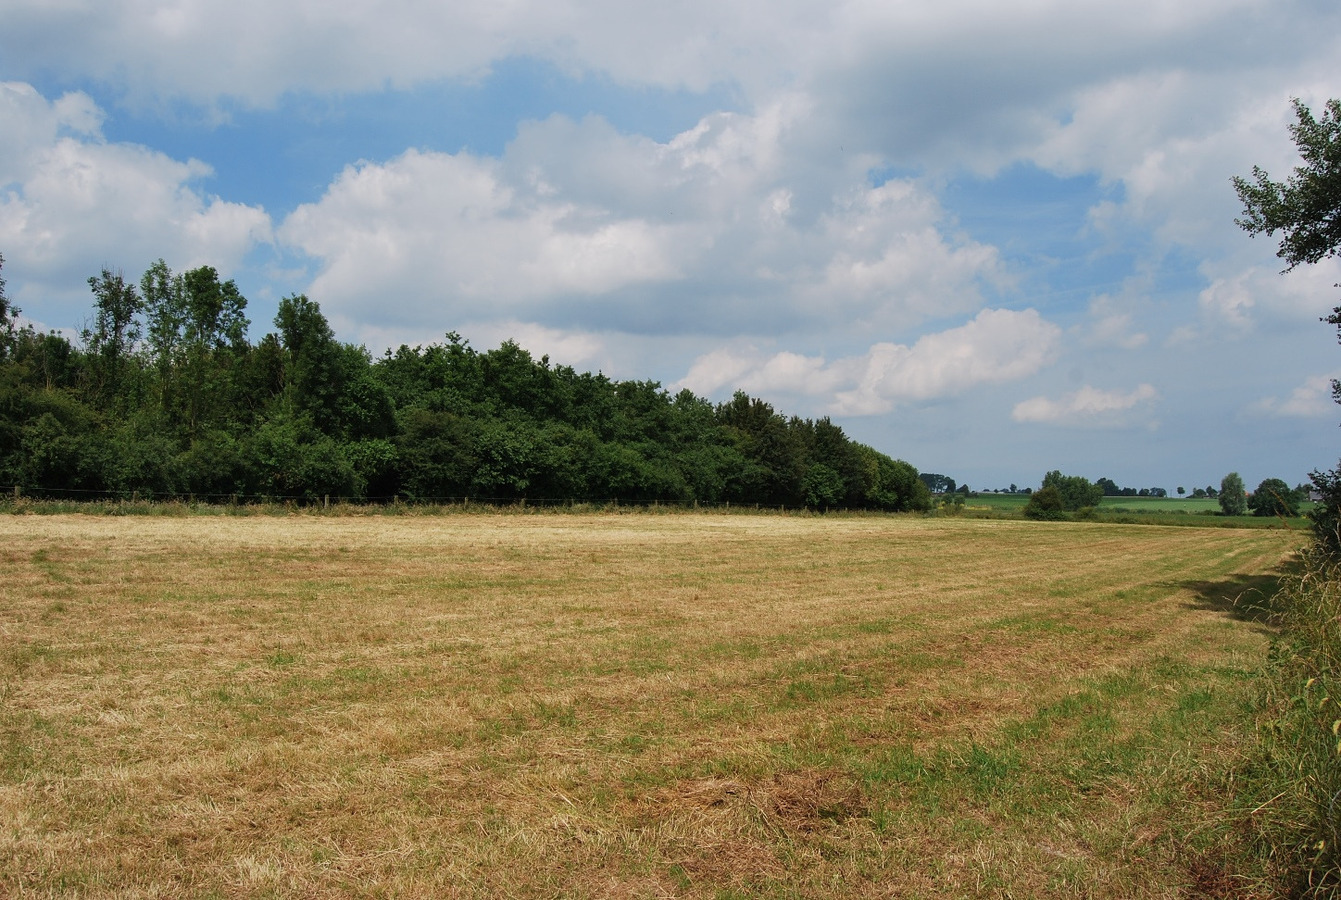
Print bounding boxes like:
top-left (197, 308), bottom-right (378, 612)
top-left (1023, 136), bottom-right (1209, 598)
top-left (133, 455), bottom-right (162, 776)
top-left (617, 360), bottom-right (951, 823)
top-left (1094, 477), bottom-right (1168, 498)
top-left (0, 256), bottom-right (932, 511)
top-left (1020, 470), bottom-right (1304, 521)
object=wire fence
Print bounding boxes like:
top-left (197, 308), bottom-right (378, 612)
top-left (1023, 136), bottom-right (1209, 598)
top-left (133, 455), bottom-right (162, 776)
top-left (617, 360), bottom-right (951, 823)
top-left (0, 483), bottom-right (861, 515)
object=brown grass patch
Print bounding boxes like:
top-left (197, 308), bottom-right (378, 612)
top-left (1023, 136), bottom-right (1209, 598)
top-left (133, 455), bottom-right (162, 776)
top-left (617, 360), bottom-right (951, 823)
top-left (0, 513), bottom-right (1298, 897)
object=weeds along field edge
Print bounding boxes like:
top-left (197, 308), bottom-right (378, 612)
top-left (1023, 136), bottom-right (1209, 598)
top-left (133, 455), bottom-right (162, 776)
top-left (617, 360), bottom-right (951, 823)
top-left (0, 513), bottom-right (1305, 897)
top-left (1241, 545), bottom-right (1341, 897)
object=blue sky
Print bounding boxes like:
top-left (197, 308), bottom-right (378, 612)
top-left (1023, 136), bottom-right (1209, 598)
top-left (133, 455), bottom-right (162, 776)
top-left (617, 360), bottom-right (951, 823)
top-left (2, 0), bottom-right (1340, 492)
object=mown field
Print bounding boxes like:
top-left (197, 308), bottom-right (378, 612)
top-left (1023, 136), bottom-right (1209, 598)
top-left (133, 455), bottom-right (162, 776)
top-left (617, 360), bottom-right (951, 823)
top-left (0, 512), bottom-right (1300, 898)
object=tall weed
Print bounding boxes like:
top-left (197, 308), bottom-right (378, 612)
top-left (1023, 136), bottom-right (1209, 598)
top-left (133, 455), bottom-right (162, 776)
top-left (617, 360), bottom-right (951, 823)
top-left (1246, 547), bottom-right (1341, 896)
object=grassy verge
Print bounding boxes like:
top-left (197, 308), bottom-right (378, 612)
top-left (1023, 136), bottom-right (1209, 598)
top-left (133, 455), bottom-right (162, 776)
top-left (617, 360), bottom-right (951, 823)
top-left (1234, 546), bottom-right (1341, 896)
top-left (0, 514), bottom-right (1301, 897)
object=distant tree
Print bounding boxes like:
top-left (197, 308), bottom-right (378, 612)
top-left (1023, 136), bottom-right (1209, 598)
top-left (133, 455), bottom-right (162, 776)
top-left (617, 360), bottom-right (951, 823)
top-left (1248, 477), bottom-right (1301, 517)
top-left (1041, 470), bottom-right (1103, 511)
top-left (1177, 486), bottom-right (1185, 496)
top-left (1191, 487), bottom-right (1208, 499)
top-left (1095, 476), bottom-right (1120, 496)
top-left (1220, 472), bottom-right (1247, 516)
top-left (1207, 485), bottom-right (1218, 498)
top-left (1009, 483), bottom-right (1018, 493)
top-left (918, 472), bottom-right (956, 494)
top-left (1023, 485), bottom-right (1066, 520)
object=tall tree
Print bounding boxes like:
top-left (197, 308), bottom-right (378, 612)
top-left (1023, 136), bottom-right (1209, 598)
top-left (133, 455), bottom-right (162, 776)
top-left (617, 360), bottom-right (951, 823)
top-left (1235, 98), bottom-right (1341, 401)
top-left (181, 266), bottom-right (249, 351)
top-left (1219, 472), bottom-right (1247, 516)
top-left (0, 252), bottom-right (14, 360)
top-left (1237, 99), bottom-right (1341, 549)
top-left (139, 259), bottom-right (184, 416)
top-left (84, 268), bottom-right (142, 401)
top-left (274, 294), bottom-right (343, 432)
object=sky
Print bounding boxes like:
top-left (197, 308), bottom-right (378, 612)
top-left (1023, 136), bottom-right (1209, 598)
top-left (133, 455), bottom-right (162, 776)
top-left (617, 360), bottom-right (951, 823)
top-left (2, 0), bottom-right (1339, 492)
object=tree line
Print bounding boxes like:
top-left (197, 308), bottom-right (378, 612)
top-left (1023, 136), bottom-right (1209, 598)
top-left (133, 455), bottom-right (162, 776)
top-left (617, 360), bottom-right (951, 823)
top-left (1020, 470), bottom-right (1305, 520)
top-left (0, 256), bottom-right (931, 511)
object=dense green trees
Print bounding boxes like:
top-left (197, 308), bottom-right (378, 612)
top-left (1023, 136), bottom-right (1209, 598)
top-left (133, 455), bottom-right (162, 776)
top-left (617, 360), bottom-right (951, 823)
top-left (918, 473), bottom-right (956, 494)
top-left (1018, 471), bottom-right (1100, 520)
top-left (1022, 485), bottom-right (1066, 520)
top-left (1040, 470), bottom-right (1103, 511)
top-left (0, 259), bottom-right (930, 512)
top-left (1249, 477), bottom-right (1302, 518)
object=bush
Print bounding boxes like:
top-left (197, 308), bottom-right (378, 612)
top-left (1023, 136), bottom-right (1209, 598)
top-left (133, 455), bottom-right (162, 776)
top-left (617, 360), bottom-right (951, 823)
top-left (1310, 464), bottom-right (1341, 557)
top-left (1022, 485), bottom-right (1067, 520)
top-left (1041, 470), bottom-right (1103, 510)
top-left (1250, 477), bottom-right (1302, 518)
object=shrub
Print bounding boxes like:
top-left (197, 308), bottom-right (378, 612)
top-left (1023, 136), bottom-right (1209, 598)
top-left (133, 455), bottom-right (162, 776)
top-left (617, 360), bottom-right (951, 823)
top-left (1244, 547), bottom-right (1341, 895)
top-left (1250, 477), bottom-right (1301, 518)
top-left (1022, 485), bottom-right (1066, 520)
top-left (1041, 470), bottom-right (1103, 510)
top-left (1310, 464), bottom-right (1341, 557)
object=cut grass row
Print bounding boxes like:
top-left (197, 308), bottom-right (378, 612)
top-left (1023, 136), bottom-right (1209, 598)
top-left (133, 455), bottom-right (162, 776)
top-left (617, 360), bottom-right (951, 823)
top-left (0, 513), bottom-right (1301, 897)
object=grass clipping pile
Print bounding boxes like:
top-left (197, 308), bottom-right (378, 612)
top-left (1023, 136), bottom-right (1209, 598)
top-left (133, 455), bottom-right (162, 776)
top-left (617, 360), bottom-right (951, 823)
top-left (0, 511), bottom-right (1301, 897)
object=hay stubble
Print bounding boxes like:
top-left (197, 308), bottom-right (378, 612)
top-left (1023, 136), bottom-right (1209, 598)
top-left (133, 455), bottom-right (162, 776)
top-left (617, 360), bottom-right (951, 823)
top-left (0, 513), bottom-right (1295, 897)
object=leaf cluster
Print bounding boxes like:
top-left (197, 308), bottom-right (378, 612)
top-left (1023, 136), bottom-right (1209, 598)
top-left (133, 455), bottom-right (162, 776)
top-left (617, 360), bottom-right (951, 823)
top-left (1234, 98), bottom-right (1341, 271)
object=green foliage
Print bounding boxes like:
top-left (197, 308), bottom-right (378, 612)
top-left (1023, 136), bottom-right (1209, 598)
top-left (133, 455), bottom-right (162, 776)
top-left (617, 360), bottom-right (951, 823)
top-left (1242, 548), bottom-right (1341, 896)
top-left (83, 268), bottom-right (142, 403)
top-left (803, 463), bottom-right (845, 508)
top-left (1310, 467), bottom-right (1341, 557)
top-left (918, 472), bottom-right (956, 494)
top-left (1220, 472), bottom-right (1247, 516)
top-left (1236, 99), bottom-right (1341, 553)
top-left (1234, 98), bottom-right (1341, 272)
top-left (1040, 470), bottom-right (1103, 510)
top-left (1249, 477), bottom-right (1302, 518)
top-left (0, 253), bottom-right (15, 363)
top-left (1022, 485), bottom-right (1066, 520)
top-left (0, 258), bottom-right (932, 510)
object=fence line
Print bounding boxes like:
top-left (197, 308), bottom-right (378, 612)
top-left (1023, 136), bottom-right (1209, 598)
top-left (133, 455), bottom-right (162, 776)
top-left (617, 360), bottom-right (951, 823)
top-left (0, 483), bottom-right (856, 514)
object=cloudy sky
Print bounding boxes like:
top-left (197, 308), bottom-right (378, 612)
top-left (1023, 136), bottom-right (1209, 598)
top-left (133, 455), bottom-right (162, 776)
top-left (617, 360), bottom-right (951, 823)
top-left (2, 0), bottom-right (1339, 491)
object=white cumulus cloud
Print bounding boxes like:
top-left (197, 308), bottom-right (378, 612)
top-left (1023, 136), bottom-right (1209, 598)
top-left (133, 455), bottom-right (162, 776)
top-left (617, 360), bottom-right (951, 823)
top-left (0, 82), bottom-right (272, 318)
top-left (1012, 383), bottom-right (1157, 424)
top-left (279, 109), bottom-right (1005, 341)
top-left (676, 308), bottom-right (1060, 415)
top-left (1249, 373), bottom-right (1341, 419)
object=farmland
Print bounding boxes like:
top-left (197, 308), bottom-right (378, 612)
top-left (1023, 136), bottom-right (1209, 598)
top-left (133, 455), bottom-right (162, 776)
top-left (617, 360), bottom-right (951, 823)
top-left (965, 494), bottom-right (1224, 514)
top-left (0, 511), bottom-right (1300, 897)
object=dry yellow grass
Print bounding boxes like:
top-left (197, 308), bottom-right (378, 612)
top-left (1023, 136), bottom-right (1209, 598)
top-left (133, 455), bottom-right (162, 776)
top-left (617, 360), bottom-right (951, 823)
top-left (0, 512), bottom-right (1299, 898)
